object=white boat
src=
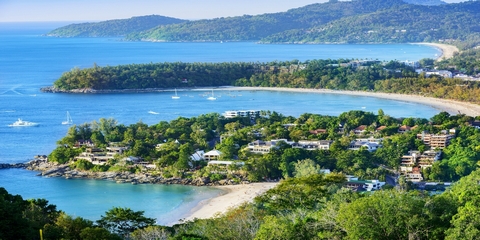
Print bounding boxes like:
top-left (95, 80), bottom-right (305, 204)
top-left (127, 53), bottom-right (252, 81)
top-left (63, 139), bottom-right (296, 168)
top-left (148, 111), bottom-right (159, 115)
top-left (172, 89), bottom-right (180, 99)
top-left (62, 111), bottom-right (73, 125)
top-left (207, 89), bottom-right (216, 100)
top-left (8, 118), bottom-right (39, 127)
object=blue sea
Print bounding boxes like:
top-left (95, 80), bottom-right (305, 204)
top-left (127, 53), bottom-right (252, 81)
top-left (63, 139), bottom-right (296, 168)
top-left (0, 22), bottom-right (442, 224)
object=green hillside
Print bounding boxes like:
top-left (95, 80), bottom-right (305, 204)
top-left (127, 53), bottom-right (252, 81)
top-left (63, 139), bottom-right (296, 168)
top-left (47, 0), bottom-right (480, 44)
top-left (47, 15), bottom-right (187, 37)
top-left (126, 0), bottom-right (407, 41)
top-left (262, 1), bottom-right (480, 43)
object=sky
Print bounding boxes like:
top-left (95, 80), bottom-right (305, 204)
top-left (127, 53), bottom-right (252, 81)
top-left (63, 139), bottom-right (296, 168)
top-left (0, 0), bottom-right (468, 22)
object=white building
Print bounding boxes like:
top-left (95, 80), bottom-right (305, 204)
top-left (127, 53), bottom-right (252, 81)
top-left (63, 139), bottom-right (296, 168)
top-left (348, 139), bottom-right (382, 152)
top-left (246, 139), bottom-right (294, 154)
top-left (204, 150), bottom-right (222, 161)
top-left (190, 150), bottom-right (205, 161)
top-left (292, 140), bottom-right (333, 150)
top-left (223, 110), bottom-right (260, 119)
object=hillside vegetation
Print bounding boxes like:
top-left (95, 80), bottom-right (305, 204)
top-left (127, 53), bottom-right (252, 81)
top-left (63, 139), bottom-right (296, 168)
top-left (47, 15), bottom-right (187, 37)
top-left (47, 0), bottom-right (480, 43)
top-left (126, 0), bottom-right (406, 42)
top-left (263, 1), bottom-right (480, 43)
top-left (48, 58), bottom-right (480, 104)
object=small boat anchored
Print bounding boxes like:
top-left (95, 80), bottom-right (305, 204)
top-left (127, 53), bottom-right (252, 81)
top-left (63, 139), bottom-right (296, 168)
top-left (172, 88), bottom-right (180, 99)
top-left (62, 111), bottom-right (73, 125)
top-left (8, 118), bottom-right (39, 127)
top-left (207, 89), bottom-right (216, 101)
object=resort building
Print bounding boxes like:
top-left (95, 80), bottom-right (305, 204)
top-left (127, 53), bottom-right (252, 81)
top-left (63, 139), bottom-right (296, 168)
top-left (348, 138), bottom-right (383, 152)
top-left (353, 125), bottom-right (368, 135)
top-left (223, 110), bottom-right (260, 119)
top-left (190, 150), bottom-right (205, 161)
top-left (309, 129), bottom-right (328, 135)
top-left (207, 160), bottom-right (244, 166)
top-left (73, 139), bottom-right (95, 148)
top-left (417, 131), bottom-right (455, 149)
top-left (398, 125), bottom-right (416, 133)
top-left (246, 139), bottom-right (294, 154)
top-left (204, 149), bottom-right (223, 161)
top-left (292, 140), bottom-right (333, 150)
top-left (400, 150), bottom-right (441, 182)
top-left (344, 175), bottom-right (386, 191)
top-left (406, 167), bottom-right (424, 182)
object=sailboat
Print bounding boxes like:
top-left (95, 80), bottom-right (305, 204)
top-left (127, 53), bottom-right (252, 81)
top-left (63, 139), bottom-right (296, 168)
top-left (172, 88), bottom-right (180, 99)
top-left (207, 89), bottom-right (216, 101)
top-left (62, 111), bottom-right (73, 125)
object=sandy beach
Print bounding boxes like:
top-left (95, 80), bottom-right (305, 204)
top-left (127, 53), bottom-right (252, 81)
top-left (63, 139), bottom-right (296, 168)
top-left (219, 87), bottom-right (480, 117)
top-left (179, 182), bottom-right (278, 223)
top-left (412, 42), bottom-right (459, 60)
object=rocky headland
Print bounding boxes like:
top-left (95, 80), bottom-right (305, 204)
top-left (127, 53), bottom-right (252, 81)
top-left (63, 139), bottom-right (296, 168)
top-left (1, 158), bottom-right (249, 186)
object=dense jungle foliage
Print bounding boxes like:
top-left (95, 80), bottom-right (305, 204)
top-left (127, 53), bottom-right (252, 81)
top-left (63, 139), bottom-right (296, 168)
top-left (51, 58), bottom-right (480, 104)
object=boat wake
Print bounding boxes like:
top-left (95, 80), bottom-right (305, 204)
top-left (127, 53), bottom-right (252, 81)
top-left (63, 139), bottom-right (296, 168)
top-left (148, 111), bottom-right (159, 115)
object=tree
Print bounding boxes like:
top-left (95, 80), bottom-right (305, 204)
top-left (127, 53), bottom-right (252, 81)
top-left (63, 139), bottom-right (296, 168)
top-left (96, 207), bottom-right (156, 237)
top-left (445, 201), bottom-right (480, 240)
top-left (131, 226), bottom-right (170, 240)
top-left (337, 190), bottom-right (430, 239)
top-left (0, 188), bottom-right (32, 240)
top-left (53, 213), bottom-right (94, 240)
top-left (431, 111), bottom-right (450, 125)
top-left (80, 227), bottom-right (123, 240)
top-left (23, 198), bottom-right (61, 231)
top-left (293, 159), bottom-right (321, 178)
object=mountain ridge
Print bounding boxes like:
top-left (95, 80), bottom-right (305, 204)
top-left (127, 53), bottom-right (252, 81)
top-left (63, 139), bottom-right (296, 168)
top-left (46, 0), bottom-right (480, 44)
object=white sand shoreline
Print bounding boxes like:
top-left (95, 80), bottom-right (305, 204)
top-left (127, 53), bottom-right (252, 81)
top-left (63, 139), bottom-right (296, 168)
top-left (218, 87), bottom-right (480, 117)
top-left (176, 182), bottom-right (278, 224)
top-left (411, 42), bottom-right (459, 61)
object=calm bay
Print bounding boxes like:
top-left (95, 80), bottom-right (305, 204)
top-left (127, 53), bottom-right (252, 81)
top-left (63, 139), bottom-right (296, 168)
top-left (0, 22), bottom-right (442, 224)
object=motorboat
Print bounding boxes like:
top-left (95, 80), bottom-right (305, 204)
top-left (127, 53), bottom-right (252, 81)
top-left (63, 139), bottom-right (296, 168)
top-left (8, 118), bottom-right (39, 127)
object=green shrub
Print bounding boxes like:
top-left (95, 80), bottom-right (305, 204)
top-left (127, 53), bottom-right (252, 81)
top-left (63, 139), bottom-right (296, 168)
top-left (209, 173), bottom-right (226, 182)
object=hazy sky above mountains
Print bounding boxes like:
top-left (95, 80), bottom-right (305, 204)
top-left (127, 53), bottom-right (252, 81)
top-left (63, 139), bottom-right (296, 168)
top-left (0, 0), bottom-right (467, 22)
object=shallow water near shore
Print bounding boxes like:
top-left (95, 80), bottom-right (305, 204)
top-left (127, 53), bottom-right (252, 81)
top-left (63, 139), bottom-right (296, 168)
top-left (0, 22), bottom-right (441, 222)
top-left (0, 168), bottom-right (223, 225)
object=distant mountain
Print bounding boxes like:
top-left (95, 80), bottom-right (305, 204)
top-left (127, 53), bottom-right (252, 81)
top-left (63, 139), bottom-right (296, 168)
top-left (126, 0), bottom-right (407, 41)
top-left (262, 1), bottom-right (480, 43)
top-left (47, 15), bottom-right (187, 37)
top-left (403, 0), bottom-right (447, 6)
top-left (47, 0), bottom-right (480, 44)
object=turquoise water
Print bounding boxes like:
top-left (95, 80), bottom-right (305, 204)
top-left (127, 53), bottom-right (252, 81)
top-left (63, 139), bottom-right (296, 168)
top-left (0, 22), bottom-right (442, 223)
top-left (0, 168), bottom-right (223, 225)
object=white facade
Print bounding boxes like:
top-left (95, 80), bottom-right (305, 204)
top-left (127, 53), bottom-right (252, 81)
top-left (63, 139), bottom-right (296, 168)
top-left (223, 110), bottom-right (260, 118)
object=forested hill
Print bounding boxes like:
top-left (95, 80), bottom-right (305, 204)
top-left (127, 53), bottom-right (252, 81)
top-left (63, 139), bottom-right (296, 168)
top-left (262, 1), bottom-right (480, 43)
top-left (46, 15), bottom-right (187, 37)
top-left (46, 59), bottom-right (480, 104)
top-left (125, 0), bottom-right (407, 41)
top-left (46, 0), bottom-right (480, 43)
